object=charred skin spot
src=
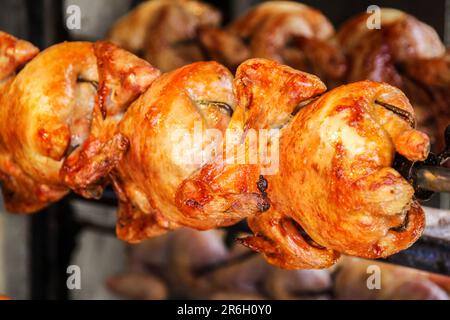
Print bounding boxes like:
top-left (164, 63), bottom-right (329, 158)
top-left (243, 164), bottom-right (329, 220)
top-left (257, 175), bottom-right (270, 212)
top-left (257, 200), bottom-right (270, 212)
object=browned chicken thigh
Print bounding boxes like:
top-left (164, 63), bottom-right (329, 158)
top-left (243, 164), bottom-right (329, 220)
top-left (0, 33), bottom-right (158, 213)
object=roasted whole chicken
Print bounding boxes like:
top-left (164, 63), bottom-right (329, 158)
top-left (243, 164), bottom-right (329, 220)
top-left (177, 60), bottom-right (430, 268)
top-left (0, 32), bottom-right (159, 212)
top-left (107, 1), bottom-right (449, 149)
top-left (103, 58), bottom-right (333, 243)
top-left (108, 0), bottom-right (224, 72)
top-left (108, 229), bottom-right (450, 300)
top-left (337, 8), bottom-right (449, 150)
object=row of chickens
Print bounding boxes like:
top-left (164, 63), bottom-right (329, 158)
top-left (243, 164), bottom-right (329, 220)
top-left (108, 0), bottom-right (450, 151)
top-left (0, 27), bottom-right (431, 269)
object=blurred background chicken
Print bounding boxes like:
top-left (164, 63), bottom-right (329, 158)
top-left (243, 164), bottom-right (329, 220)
top-left (0, 38), bottom-right (158, 213)
top-left (107, 228), bottom-right (450, 300)
top-left (107, 228), bottom-right (334, 300)
top-left (336, 8), bottom-right (449, 152)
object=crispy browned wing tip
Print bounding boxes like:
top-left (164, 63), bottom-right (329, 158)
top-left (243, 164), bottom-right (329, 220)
top-left (0, 31), bottom-right (39, 81)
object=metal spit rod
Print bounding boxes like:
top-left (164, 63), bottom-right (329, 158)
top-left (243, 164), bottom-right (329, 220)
top-left (416, 166), bottom-right (450, 194)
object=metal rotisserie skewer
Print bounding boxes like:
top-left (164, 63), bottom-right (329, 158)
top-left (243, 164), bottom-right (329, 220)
top-left (416, 166), bottom-right (450, 194)
top-left (395, 125), bottom-right (450, 200)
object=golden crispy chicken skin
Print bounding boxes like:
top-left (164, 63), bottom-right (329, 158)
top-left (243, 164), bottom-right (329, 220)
top-left (112, 61), bottom-right (249, 243)
top-left (0, 35), bottom-right (158, 213)
top-left (242, 81), bottom-right (430, 268)
top-left (227, 1), bottom-right (346, 82)
top-left (108, 0), bottom-right (221, 72)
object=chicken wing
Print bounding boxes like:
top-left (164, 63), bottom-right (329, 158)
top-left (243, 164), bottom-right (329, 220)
top-left (0, 31), bottom-right (38, 83)
top-left (176, 58), bottom-right (326, 226)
